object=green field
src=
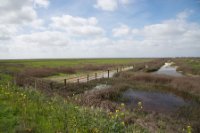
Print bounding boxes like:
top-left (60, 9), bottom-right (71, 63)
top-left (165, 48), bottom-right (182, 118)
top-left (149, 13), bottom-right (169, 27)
top-left (0, 58), bottom-right (152, 68)
top-left (0, 58), bottom-right (153, 78)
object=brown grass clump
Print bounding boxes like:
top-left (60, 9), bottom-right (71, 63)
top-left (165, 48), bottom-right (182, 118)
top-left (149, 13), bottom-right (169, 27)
top-left (75, 83), bottom-right (130, 111)
top-left (173, 58), bottom-right (200, 75)
top-left (19, 67), bottom-right (76, 78)
top-left (170, 77), bottom-right (200, 99)
top-left (132, 58), bottom-right (167, 72)
top-left (116, 72), bottom-right (172, 84)
top-left (81, 64), bottom-right (116, 71)
top-left (75, 89), bottom-right (119, 112)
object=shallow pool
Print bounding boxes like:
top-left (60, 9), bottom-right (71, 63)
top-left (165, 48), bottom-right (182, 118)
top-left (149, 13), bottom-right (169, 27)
top-left (122, 89), bottom-right (189, 113)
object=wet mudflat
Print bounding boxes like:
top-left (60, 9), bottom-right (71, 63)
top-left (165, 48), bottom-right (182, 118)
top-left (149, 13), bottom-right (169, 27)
top-left (122, 89), bottom-right (189, 113)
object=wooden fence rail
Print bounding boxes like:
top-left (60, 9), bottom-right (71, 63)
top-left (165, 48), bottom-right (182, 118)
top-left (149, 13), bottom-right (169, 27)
top-left (63, 66), bottom-right (134, 84)
top-left (15, 65), bottom-right (134, 90)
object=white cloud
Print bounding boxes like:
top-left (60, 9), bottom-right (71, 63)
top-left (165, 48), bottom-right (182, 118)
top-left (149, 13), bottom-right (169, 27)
top-left (51, 15), bottom-right (98, 27)
top-left (141, 16), bottom-right (200, 44)
top-left (0, 25), bottom-right (17, 40)
top-left (176, 10), bottom-right (193, 20)
top-left (112, 24), bottom-right (131, 37)
top-left (68, 26), bottom-right (105, 36)
top-left (34, 0), bottom-right (49, 8)
top-left (0, 9), bottom-right (200, 58)
top-left (50, 15), bottom-right (104, 36)
top-left (112, 11), bottom-right (200, 49)
top-left (0, 0), bottom-right (36, 25)
top-left (95, 0), bottom-right (118, 11)
top-left (94, 0), bottom-right (129, 11)
top-left (0, 0), bottom-right (47, 41)
top-left (16, 31), bottom-right (69, 47)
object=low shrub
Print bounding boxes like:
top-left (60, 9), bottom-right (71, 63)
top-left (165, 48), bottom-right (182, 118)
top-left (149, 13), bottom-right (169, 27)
top-left (173, 58), bottom-right (200, 75)
top-left (132, 58), bottom-right (167, 72)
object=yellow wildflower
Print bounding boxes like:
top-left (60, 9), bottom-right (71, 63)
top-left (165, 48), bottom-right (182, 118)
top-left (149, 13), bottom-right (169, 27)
top-left (138, 101), bottom-right (142, 106)
top-left (92, 128), bottom-right (99, 133)
top-left (121, 103), bottom-right (125, 107)
top-left (187, 125), bottom-right (192, 133)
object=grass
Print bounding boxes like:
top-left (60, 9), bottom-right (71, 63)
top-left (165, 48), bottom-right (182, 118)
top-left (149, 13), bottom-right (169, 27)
top-left (0, 58), bottom-right (153, 81)
top-left (0, 84), bottom-right (128, 133)
top-left (13, 59), bottom-right (166, 98)
top-left (173, 58), bottom-right (200, 75)
top-left (0, 58), bottom-right (152, 68)
top-left (0, 73), bottom-right (13, 85)
top-left (1, 58), bottom-right (200, 132)
top-left (72, 70), bottom-right (200, 132)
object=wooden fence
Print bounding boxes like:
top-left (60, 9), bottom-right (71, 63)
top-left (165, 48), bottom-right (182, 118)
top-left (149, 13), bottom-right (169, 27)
top-left (63, 66), bottom-right (134, 86)
top-left (13, 65), bottom-right (134, 91)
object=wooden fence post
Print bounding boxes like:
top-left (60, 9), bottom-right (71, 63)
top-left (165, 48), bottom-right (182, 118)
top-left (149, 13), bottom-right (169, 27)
top-left (108, 70), bottom-right (110, 78)
top-left (87, 74), bottom-right (89, 82)
top-left (64, 79), bottom-right (67, 88)
top-left (77, 79), bottom-right (79, 83)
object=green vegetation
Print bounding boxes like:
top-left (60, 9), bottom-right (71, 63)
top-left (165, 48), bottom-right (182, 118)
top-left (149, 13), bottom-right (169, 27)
top-left (0, 73), bottom-right (12, 85)
top-left (0, 58), bottom-right (152, 68)
top-left (0, 84), bottom-right (127, 133)
top-left (173, 58), bottom-right (200, 75)
top-left (1, 58), bottom-right (200, 132)
top-left (81, 70), bottom-right (200, 132)
top-left (0, 58), bottom-right (153, 80)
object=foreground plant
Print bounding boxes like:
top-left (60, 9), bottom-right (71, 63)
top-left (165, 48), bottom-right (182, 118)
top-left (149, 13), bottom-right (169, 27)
top-left (0, 84), bottom-right (126, 133)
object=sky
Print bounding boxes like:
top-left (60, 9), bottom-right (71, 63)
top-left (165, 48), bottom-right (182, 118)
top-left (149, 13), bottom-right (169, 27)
top-left (0, 0), bottom-right (200, 59)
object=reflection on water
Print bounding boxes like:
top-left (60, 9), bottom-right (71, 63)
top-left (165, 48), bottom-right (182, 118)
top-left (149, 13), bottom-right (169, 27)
top-left (122, 89), bottom-right (188, 113)
top-left (155, 62), bottom-right (183, 77)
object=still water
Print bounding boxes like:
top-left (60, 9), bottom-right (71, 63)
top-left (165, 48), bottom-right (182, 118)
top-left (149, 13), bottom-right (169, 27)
top-left (122, 89), bottom-right (188, 113)
top-left (155, 62), bottom-right (183, 77)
